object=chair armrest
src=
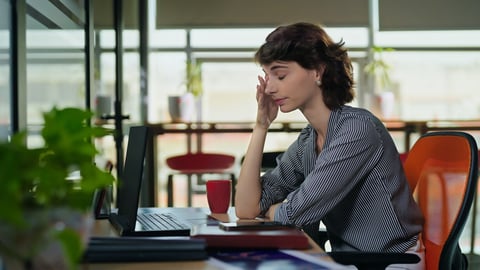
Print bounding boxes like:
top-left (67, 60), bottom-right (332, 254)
top-left (328, 251), bottom-right (420, 270)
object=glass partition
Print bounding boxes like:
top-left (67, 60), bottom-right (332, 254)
top-left (0, 0), bottom-right (10, 141)
top-left (24, 0), bottom-right (87, 148)
top-left (26, 30), bottom-right (86, 125)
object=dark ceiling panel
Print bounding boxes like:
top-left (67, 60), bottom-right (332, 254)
top-left (155, 0), bottom-right (369, 28)
top-left (379, 0), bottom-right (480, 31)
top-left (93, 0), bottom-right (138, 29)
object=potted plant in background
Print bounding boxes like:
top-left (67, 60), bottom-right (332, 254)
top-left (364, 46), bottom-right (397, 119)
top-left (168, 60), bottom-right (204, 122)
top-left (0, 107), bottom-right (115, 270)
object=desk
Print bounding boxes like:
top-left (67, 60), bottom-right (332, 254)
top-left (85, 207), bottom-right (332, 269)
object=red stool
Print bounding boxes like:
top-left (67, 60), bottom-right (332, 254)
top-left (166, 152), bottom-right (236, 207)
top-left (399, 152), bottom-right (409, 164)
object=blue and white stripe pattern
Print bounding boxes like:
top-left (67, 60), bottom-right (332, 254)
top-left (259, 105), bottom-right (423, 252)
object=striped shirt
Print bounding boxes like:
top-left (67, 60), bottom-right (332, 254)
top-left (259, 106), bottom-right (424, 252)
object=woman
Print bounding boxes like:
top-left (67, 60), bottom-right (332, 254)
top-left (235, 22), bottom-right (425, 269)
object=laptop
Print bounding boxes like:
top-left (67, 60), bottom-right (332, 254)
top-left (109, 125), bottom-right (207, 236)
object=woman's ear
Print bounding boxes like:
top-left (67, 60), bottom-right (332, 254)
top-left (316, 64), bottom-right (326, 80)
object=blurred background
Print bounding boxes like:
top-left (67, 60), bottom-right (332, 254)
top-left (1, 0), bottom-right (480, 258)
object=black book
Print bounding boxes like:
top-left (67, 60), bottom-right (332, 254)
top-left (83, 237), bottom-right (208, 263)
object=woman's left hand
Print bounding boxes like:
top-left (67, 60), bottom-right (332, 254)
top-left (265, 203), bottom-right (281, 220)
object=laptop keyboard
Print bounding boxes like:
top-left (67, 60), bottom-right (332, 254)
top-left (137, 213), bottom-right (190, 231)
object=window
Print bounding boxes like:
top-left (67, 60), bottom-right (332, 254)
top-left (375, 30), bottom-right (480, 120)
top-left (0, 0), bottom-right (10, 141)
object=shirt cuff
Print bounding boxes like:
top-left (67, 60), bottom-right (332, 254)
top-left (274, 202), bottom-right (290, 224)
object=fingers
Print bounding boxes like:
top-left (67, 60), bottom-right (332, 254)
top-left (257, 75), bottom-right (267, 91)
top-left (258, 75), bottom-right (265, 84)
top-left (255, 75), bottom-right (271, 127)
top-left (256, 83), bottom-right (263, 101)
top-left (256, 75), bottom-right (267, 101)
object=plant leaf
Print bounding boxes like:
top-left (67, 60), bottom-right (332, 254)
top-left (55, 228), bottom-right (84, 270)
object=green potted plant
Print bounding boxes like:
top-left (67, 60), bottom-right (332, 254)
top-left (364, 46), bottom-right (397, 119)
top-left (168, 60), bottom-right (203, 122)
top-left (185, 59), bottom-right (204, 98)
top-left (0, 107), bottom-right (116, 269)
top-left (364, 46), bottom-right (394, 93)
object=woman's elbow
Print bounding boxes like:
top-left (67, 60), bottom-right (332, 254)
top-left (235, 206), bottom-right (261, 219)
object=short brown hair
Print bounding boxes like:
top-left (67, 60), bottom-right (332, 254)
top-left (255, 22), bottom-right (355, 110)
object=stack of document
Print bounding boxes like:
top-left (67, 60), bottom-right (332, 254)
top-left (190, 224), bottom-right (310, 249)
top-left (82, 237), bottom-right (208, 262)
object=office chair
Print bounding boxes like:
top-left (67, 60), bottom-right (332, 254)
top-left (321, 131), bottom-right (478, 270)
top-left (93, 160), bottom-right (115, 219)
top-left (166, 152), bottom-right (236, 207)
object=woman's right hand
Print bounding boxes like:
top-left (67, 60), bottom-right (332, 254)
top-left (256, 75), bottom-right (278, 129)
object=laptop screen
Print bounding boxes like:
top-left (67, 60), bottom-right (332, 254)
top-left (116, 126), bottom-right (149, 227)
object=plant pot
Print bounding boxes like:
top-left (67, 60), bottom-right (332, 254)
top-left (374, 91), bottom-right (395, 119)
top-left (0, 208), bottom-right (93, 270)
top-left (168, 93), bottom-right (195, 123)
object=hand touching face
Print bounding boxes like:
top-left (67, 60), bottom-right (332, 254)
top-left (261, 61), bottom-right (321, 114)
top-left (256, 74), bottom-right (278, 129)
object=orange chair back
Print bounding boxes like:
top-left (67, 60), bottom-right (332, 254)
top-left (403, 132), bottom-right (478, 270)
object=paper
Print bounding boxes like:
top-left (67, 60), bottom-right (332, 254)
top-left (208, 249), bottom-right (356, 269)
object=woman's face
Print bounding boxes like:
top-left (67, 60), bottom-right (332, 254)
top-left (262, 61), bottom-right (320, 113)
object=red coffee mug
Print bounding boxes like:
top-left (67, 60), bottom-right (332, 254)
top-left (206, 180), bottom-right (231, 213)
